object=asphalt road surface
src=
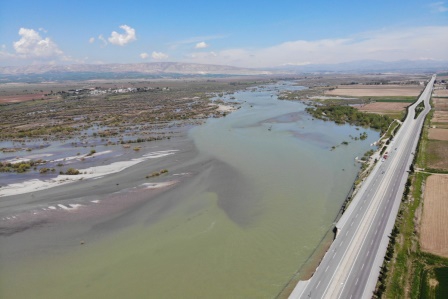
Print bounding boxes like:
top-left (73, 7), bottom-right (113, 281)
top-left (290, 75), bottom-right (436, 299)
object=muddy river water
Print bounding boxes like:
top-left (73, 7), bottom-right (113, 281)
top-left (0, 82), bottom-right (379, 298)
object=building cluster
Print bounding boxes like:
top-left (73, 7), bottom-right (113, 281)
top-left (56, 86), bottom-right (161, 97)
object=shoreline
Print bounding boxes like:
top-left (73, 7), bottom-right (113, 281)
top-left (275, 182), bottom-right (356, 298)
top-left (275, 143), bottom-right (382, 298)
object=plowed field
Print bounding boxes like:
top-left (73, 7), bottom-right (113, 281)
top-left (358, 102), bottom-right (409, 116)
top-left (0, 94), bottom-right (46, 103)
top-left (325, 85), bottom-right (422, 97)
top-left (434, 89), bottom-right (448, 97)
top-left (421, 174), bottom-right (448, 257)
top-left (428, 128), bottom-right (448, 141)
top-left (433, 98), bottom-right (448, 111)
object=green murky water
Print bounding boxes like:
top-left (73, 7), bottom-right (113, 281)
top-left (0, 83), bottom-right (379, 298)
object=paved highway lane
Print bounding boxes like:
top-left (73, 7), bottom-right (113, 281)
top-left (290, 75), bottom-right (435, 299)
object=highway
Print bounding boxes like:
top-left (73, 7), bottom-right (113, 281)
top-left (289, 75), bottom-right (436, 299)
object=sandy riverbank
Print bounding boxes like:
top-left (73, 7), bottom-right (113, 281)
top-left (0, 150), bottom-right (178, 197)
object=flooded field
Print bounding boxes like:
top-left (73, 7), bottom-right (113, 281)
top-left (0, 82), bottom-right (379, 298)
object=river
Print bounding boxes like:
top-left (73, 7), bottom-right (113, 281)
top-left (0, 82), bottom-right (379, 298)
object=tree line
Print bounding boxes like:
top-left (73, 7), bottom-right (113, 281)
top-left (306, 106), bottom-right (392, 133)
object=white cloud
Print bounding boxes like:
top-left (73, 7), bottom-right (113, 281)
top-left (195, 41), bottom-right (209, 49)
top-left (152, 51), bottom-right (169, 60)
top-left (89, 37), bottom-right (95, 44)
top-left (168, 35), bottom-right (225, 50)
top-left (13, 28), bottom-right (63, 58)
top-left (189, 51), bottom-right (217, 59)
top-left (0, 49), bottom-right (16, 59)
top-left (98, 34), bottom-right (107, 46)
top-left (108, 25), bottom-right (136, 46)
top-left (430, 2), bottom-right (448, 12)
top-left (184, 26), bottom-right (448, 67)
top-left (140, 52), bottom-right (149, 59)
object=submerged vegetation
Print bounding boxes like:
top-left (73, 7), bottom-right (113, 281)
top-left (0, 159), bottom-right (46, 173)
top-left (0, 79), bottom-right (259, 141)
top-left (64, 168), bottom-right (80, 175)
top-left (146, 169), bottom-right (168, 178)
top-left (306, 106), bottom-right (393, 133)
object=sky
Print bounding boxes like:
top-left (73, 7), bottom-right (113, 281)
top-left (0, 0), bottom-right (447, 68)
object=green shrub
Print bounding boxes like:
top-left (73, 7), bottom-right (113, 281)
top-left (65, 168), bottom-right (80, 175)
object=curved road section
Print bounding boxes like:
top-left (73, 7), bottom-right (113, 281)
top-left (290, 75), bottom-right (436, 299)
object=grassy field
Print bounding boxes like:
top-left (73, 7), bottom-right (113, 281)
top-left (426, 140), bottom-right (448, 170)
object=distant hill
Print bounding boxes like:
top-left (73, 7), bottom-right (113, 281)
top-left (0, 62), bottom-right (272, 76)
top-left (1, 60), bottom-right (447, 83)
top-left (278, 59), bottom-right (448, 73)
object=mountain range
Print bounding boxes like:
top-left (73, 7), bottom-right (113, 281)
top-left (0, 60), bottom-right (447, 81)
top-left (278, 59), bottom-right (448, 73)
top-left (0, 62), bottom-right (271, 76)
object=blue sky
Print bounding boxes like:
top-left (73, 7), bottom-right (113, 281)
top-left (0, 0), bottom-right (447, 67)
